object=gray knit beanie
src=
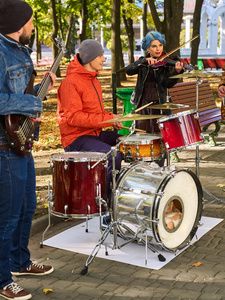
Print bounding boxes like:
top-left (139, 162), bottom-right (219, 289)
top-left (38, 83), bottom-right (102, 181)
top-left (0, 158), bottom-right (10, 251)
top-left (79, 39), bottom-right (104, 65)
top-left (0, 0), bottom-right (33, 35)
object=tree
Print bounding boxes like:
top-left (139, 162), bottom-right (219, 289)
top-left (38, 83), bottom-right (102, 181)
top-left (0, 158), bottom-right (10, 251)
top-left (122, 0), bottom-right (135, 64)
top-left (142, 1), bottom-right (148, 38)
top-left (79, 0), bottom-right (88, 42)
top-left (50, 0), bottom-right (60, 77)
top-left (190, 0), bottom-right (204, 67)
top-left (111, 0), bottom-right (121, 86)
top-left (148, 0), bottom-right (184, 56)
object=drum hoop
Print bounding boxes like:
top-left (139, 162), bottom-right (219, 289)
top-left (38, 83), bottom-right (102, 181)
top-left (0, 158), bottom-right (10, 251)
top-left (151, 168), bottom-right (203, 250)
top-left (158, 109), bottom-right (196, 123)
top-left (118, 135), bottom-right (162, 145)
top-left (50, 152), bottom-right (107, 162)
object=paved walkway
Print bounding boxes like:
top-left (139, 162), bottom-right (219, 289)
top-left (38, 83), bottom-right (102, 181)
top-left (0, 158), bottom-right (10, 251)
top-left (16, 126), bottom-right (225, 300)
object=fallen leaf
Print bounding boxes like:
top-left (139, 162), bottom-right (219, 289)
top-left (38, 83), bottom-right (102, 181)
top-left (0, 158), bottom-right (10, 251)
top-left (217, 184), bottom-right (225, 188)
top-left (43, 288), bottom-right (53, 295)
top-left (192, 261), bottom-right (202, 267)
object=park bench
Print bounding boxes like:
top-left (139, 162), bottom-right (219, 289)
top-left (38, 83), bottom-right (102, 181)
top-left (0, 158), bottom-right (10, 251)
top-left (168, 79), bottom-right (223, 147)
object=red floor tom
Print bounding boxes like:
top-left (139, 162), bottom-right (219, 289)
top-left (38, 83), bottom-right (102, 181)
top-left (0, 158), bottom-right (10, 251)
top-left (50, 152), bottom-right (107, 218)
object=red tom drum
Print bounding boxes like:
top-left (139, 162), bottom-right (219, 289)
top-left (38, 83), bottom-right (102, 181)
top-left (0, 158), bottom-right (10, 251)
top-left (158, 110), bottom-right (204, 152)
top-left (50, 152), bottom-right (107, 218)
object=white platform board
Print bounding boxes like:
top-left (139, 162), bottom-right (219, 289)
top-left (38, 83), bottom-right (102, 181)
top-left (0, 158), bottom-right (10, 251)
top-left (44, 216), bottom-right (223, 270)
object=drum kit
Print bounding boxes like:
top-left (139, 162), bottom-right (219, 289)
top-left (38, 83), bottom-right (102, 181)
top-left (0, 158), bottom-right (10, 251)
top-left (40, 69), bottom-right (220, 274)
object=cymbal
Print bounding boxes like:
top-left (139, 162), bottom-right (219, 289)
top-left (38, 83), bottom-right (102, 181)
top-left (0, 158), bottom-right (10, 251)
top-left (170, 69), bottom-right (219, 78)
top-left (99, 113), bottom-right (166, 124)
top-left (149, 103), bottom-right (189, 110)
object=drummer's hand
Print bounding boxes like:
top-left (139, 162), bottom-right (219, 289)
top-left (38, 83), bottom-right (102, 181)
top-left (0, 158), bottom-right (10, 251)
top-left (112, 114), bottom-right (123, 130)
top-left (218, 85), bottom-right (225, 98)
top-left (113, 122), bottom-right (123, 130)
top-left (145, 57), bottom-right (158, 65)
top-left (175, 61), bottom-right (183, 73)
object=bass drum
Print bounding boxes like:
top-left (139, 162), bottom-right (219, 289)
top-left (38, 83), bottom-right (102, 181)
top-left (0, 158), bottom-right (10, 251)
top-left (115, 163), bottom-right (203, 251)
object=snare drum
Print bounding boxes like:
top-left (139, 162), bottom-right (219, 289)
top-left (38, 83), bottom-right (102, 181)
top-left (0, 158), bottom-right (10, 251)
top-left (50, 152), bottom-right (107, 218)
top-left (158, 110), bottom-right (204, 152)
top-left (115, 163), bottom-right (203, 251)
top-left (118, 134), bottom-right (164, 162)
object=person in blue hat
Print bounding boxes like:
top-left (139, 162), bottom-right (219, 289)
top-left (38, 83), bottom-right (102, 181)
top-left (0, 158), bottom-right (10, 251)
top-left (125, 31), bottom-right (184, 163)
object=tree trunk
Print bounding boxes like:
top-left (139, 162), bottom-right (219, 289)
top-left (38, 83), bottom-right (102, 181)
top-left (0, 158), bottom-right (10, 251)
top-left (65, 15), bottom-right (77, 59)
top-left (50, 0), bottom-right (60, 77)
top-left (28, 32), bottom-right (35, 49)
top-left (190, 0), bottom-right (204, 67)
top-left (142, 1), bottom-right (148, 38)
top-left (122, 0), bottom-right (134, 65)
top-left (118, 36), bottom-right (126, 81)
top-left (111, 0), bottom-right (121, 86)
top-left (79, 0), bottom-right (88, 43)
top-left (148, 0), bottom-right (184, 56)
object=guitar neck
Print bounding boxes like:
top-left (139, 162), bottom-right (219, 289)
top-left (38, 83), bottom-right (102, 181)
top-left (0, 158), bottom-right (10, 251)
top-left (36, 49), bottom-right (64, 101)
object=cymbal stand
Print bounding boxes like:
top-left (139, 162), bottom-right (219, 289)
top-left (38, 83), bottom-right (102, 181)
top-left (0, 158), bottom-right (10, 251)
top-left (194, 76), bottom-right (224, 206)
top-left (195, 76), bottom-right (203, 178)
top-left (81, 121), bottom-right (166, 275)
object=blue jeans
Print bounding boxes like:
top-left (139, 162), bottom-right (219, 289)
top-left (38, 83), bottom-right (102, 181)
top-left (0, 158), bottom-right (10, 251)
top-left (0, 150), bottom-right (36, 289)
top-left (65, 131), bottom-right (122, 206)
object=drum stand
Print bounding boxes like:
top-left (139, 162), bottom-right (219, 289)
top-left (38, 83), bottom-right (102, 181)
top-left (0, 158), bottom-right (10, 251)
top-left (81, 122), bottom-right (166, 275)
top-left (40, 181), bottom-right (107, 248)
top-left (194, 76), bottom-right (224, 206)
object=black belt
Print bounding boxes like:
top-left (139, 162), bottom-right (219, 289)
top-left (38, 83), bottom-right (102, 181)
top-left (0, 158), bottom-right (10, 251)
top-left (0, 144), bottom-right (11, 150)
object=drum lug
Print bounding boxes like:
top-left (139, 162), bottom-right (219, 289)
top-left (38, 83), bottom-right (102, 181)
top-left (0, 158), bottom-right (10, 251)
top-left (178, 117), bottom-right (182, 124)
top-left (50, 162), bottom-right (54, 168)
top-left (159, 123), bottom-right (164, 129)
top-left (155, 191), bottom-right (164, 197)
top-left (87, 162), bottom-right (91, 170)
top-left (103, 161), bottom-right (108, 168)
top-left (194, 112), bottom-right (199, 119)
top-left (122, 186), bottom-right (133, 192)
top-left (64, 205), bottom-right (68, 214)
top-left (64, 163), bottom-right (68, 170)
top-left (135, 168), bottom-right (146, 173)
top-left (141, 190), bottom-right (152, 195)
top-left (165, 142), bottom-right (170, 149)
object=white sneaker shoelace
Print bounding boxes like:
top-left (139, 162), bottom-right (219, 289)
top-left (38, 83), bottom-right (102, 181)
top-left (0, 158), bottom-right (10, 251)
top-left (27, 262), bottom-right (43, 271)
top-left (3, 282), bottom-right (24, 295)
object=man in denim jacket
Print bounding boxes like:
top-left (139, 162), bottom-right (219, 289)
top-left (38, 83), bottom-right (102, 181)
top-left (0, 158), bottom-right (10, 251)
top-left (0, 1), bottom-right (55, 299)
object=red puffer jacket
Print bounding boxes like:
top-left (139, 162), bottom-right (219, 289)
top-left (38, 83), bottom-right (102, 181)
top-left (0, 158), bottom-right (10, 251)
top-left (57, 54), bottom-right (114, 148)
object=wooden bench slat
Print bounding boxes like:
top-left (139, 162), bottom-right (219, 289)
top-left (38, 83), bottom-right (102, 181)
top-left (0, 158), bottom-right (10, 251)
top-left (169, 79), bottom-right (222, 127)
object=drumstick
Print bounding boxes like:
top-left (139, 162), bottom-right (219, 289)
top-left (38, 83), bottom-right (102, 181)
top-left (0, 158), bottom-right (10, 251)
top-left (122, 126), bottom-right (146, 133)
top-left (135, 102), bottom-right (153, 113)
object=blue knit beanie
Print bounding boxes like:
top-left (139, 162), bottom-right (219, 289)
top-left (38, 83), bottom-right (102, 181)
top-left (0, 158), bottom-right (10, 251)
top-left (141, 31), bottom-right (166, 51)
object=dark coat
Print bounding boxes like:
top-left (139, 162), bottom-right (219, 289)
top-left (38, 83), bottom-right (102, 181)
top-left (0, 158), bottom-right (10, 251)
top-left (125, 54), bottom-right (181, 108)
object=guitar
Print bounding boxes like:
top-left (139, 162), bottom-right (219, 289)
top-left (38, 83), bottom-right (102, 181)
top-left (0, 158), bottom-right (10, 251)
top-left (5, 39), bottom-right (66, 157)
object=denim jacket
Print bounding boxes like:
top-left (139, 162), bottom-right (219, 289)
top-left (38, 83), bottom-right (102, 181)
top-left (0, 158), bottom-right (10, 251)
top-left (0, 33), bottom-right (42, 145)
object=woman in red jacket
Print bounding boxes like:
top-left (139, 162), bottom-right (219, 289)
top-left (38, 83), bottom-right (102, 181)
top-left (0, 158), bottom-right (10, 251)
top-left (57, 39), bottom-right (122, 211)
